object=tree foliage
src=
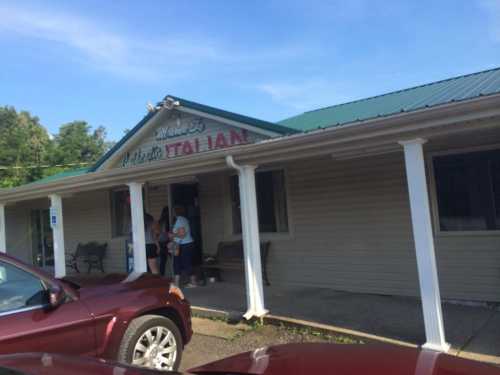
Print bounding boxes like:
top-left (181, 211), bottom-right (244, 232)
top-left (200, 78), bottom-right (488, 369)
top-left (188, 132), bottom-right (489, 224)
top-left (0, 106), bottom-right (111, 188)
top-left (0, 107), bottom-right (51, 187)
top-left (51, 121), bottom-right (107, 165)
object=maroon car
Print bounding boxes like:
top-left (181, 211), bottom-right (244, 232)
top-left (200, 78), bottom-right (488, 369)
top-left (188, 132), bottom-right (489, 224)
top-left (0, 344), bottom-right (500, 375)
top-left (0, 253), bottom-right (192, 371)
top-left (190, 343), bottom-right (500, 375)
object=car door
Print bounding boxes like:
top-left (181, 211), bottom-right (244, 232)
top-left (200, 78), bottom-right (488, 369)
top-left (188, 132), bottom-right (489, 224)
top-left (0, 259), bottom-right (96, 356)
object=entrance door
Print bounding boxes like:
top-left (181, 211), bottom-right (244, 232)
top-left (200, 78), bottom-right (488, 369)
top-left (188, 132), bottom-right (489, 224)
top-left (171, 183), bottom-right (203, 263)
top-left (31, 209), bottom-right (54, 271)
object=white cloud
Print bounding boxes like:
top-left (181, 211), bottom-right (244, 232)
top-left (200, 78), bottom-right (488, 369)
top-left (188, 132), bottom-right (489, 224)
top-left (0, 3), bottom-right (319, 84)
top-left (256, 79), bottom-right (350, 111)
top-left (479, 0), bottom-right (500, 43)
top-left (0, 3), bottom-right (222, 82)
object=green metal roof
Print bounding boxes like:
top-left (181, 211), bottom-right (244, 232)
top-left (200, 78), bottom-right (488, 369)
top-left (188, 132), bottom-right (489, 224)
top-left (28, 167), bottom-right (90, 185)
top-left (168, 95), bottom-right (299, 136)
top-left (20, 67), bottom-right (500, 186)
top-left (90, 95), bottom-right (298, 171)
top-left (279, 67), bottom-right (500, 131)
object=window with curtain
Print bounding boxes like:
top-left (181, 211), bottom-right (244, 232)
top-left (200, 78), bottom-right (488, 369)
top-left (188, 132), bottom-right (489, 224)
top-left (111, 189), bottom-right (132, 237)
top-left (433, 148), bottom-right (500, 231)
top-left (231, 169), bottom-right (289, 234)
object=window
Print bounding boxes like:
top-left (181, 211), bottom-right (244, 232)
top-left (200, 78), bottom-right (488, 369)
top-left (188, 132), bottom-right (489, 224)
top-left (433, 149), bottom-right (500, 231)
top-left (111, 189), bottom-right (132, 237)
top-left (231, 169), bottom-right (289, 234)
top-left (0, 261), bottom-right (46, 313)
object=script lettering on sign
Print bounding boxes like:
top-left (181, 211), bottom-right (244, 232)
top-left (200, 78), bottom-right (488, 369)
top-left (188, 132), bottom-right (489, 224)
top-left (155, 117), bottom-right (206, 141)
top-left (122, 146), bottom-right (164, 168)
top-left (121, 126), bottom-right (250, 168)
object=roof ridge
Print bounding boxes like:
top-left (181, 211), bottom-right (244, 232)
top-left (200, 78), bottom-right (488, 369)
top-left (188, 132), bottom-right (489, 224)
top-left (165, 95), bottom-right (298, 134)
top-left (296, 66), bottom-right (500, 117)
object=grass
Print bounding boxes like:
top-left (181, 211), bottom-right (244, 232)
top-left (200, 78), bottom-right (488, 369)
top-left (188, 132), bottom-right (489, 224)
top-left (192, 313), bottom-right (364, 345)
top-left (277, 323), bottom-right (363, 344)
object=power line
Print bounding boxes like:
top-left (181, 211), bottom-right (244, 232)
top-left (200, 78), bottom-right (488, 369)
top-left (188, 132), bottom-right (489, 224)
top-left (0, 162), bottom-right (90, 170)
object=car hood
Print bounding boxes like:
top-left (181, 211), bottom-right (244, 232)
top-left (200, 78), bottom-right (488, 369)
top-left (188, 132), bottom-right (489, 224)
top-left (0, 352), bottom-right (180, 375)
top-left (189, 343), bottom-right (500, 375)
top-left (62, 272), bottom-right (171, 298)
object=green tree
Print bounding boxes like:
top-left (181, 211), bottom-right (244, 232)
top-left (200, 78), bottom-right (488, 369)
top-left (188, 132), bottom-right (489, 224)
top-left (0, 108), bottom-right (112, 187)
top-left (0, 106), bottom-right (51, 187)
top-left (51, 121), bottom-right (108, 166)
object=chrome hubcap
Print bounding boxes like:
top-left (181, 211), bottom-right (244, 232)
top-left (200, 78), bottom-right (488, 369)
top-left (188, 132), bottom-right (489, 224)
top-left (132, 326), bottom-right (177, 370)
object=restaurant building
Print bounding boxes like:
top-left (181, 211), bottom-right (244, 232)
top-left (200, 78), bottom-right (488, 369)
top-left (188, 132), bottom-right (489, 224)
top-left (2, 67), bottom-right (500, 352)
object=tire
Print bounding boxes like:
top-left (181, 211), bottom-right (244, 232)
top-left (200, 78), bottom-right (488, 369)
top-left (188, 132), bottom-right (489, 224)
top-left (117, 315), bottom-right (183, 371)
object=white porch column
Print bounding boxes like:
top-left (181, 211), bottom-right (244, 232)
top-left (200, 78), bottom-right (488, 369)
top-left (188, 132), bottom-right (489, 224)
top-left (0, 204), bottom-right (6, 253)
top-left (127, 182), bottom-right (147, 273)
top-left (226, 156), bottom-right (268, 319)
top-left (400, 138), bottom-right (449, 352)
top-left (49, 194), bottom-right (66, 278)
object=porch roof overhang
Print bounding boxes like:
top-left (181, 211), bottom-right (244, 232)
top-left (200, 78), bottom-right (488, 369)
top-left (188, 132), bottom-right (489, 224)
top-left (2, 92), bottom-right (500, 204)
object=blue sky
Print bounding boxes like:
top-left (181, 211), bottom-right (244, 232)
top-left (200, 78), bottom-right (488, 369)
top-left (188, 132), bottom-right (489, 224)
top-left (0, 0), bottom-right (499, 141)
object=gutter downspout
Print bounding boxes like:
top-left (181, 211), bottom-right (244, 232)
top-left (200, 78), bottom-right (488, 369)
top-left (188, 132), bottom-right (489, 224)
top-left (226, 155), bottom-right (268, 319)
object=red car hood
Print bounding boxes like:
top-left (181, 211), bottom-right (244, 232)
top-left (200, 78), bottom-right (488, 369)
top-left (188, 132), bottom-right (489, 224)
top-left (62, 272), bottom-right (171, 298)
top-left (189, 343), bottom-right (500, 375)
top-left (0, 352), bottom-right (175, 375)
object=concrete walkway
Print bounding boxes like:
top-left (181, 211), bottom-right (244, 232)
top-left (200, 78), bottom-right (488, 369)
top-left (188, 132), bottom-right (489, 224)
top-left (184, 282), bottom-right (500, 364)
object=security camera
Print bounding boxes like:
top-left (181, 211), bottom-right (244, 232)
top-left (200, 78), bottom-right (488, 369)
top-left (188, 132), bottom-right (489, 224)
top-left (163, 97), bottom-right (180, 110)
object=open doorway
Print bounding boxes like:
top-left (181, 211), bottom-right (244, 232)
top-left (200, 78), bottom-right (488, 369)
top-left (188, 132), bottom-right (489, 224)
top-left (170, 183), bottom-right (204, 283)
top-left (30, 209), bottom-right (54, 272)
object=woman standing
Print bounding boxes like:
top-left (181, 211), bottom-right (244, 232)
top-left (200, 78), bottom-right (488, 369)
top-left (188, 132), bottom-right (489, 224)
top-left (144, 212), bottom-right (160, 275)
top-left (170, 206), bottom-right (196, 287)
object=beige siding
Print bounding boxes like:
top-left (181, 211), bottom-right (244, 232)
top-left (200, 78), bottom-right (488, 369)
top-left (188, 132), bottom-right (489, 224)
top-left (146, 184), bottom-right (169, 221)
top-left (63, 190), bottom-right (125, 274)
top-left (435, 236), bottom-right (500, 301)
top-left (263, 154), bottom-right (421, 296)
top-left (199, 151), bottom-right (500, 302)
top-left (199, 172), bottom-right (229, 255)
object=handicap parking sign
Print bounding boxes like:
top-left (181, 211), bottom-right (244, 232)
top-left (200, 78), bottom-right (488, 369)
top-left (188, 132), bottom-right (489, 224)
top-left (50, 207), bottom-right (57, 228)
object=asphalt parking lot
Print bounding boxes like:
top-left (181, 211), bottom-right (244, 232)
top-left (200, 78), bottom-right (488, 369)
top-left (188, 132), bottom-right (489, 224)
top-left (180, 317), bottom-right (361, 371)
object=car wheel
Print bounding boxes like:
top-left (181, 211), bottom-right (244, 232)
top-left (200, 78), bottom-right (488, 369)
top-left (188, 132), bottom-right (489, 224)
top-left (118, 315), bottom-right (183, 371)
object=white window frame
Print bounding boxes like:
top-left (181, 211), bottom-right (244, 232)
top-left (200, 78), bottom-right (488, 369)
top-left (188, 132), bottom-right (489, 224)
top-left (228, 166), bottom-right (294, 240)
top-left (427, 143), bottom-right (500, 237)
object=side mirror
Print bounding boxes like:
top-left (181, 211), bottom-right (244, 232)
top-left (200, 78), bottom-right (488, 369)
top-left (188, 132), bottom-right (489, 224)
top-left (47, 285), bottom-right (65, 309)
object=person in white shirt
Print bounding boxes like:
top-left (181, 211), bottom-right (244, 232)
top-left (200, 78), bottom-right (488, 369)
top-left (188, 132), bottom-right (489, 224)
top-left (169, 206), bottom-right (196, 287)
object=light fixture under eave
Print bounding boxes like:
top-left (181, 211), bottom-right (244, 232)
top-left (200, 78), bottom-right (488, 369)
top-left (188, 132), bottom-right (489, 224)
top-left (162, 97), bottom-right (180, 110)
top-left (146, 97), bottom-right (180, 113)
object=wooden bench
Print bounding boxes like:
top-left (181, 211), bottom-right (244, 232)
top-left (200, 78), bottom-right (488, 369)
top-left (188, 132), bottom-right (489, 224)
top-left (66, 242), bottom-right (107, 274)
top-left (202, 240), bottom-right (270, 285)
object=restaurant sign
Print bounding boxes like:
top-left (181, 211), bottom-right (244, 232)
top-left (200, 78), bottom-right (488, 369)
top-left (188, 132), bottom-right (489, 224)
top-left (120, 114), bottom-right (264, 168)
